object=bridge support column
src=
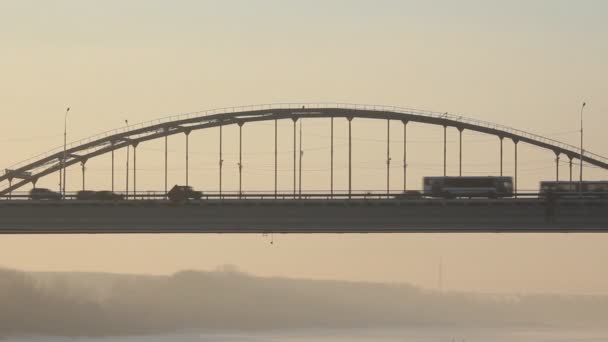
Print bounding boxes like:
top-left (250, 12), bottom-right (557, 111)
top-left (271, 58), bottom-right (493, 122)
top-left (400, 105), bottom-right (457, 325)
top-left (298, 119), bottom-right (303, 199)
top-left (458, 127), bottom-right (464, 176)
top-left (238, 122), bottom-right (244, 198)
top-left (443, 126), bottom-right (447, 177)
top-left (569, 157), bottom-right (573, 190)
top-left (555, 152), bottom-right (560, 182)
top-left (133, 143), bottom-right (138, 198)
top-left (386, 119), bottom-right (391, 198)
top-left (513, 139), bottom-right (519, 197)
top-left (330, 117), bottom-right (334, 198)
top-left (164, 135), bottom-right (168, 198)
top-left (219, 125), bottom-right (223, 197)
top-left (111, 143), bottom-right (115, 193)
top-left (185, 131), bottom-right (190, 187)
top-left (348, 117), bottom-right (353, 199)
top-left (274, 119), bottom-right (278, 199)
top-left (58, 165), bottom-right (62, 194)
top-left (292, 117), bottom-right (297, 198)
top-left (8, 178), bottom-right (12, 200)
top-left (125, 144), bottom-right (130, 200)
top-left (499, 136), bottom-right (504, 176)
top-left (403, 120), bottom-right (408, 192)
top-left (81, 160), bottom-right (86, 191)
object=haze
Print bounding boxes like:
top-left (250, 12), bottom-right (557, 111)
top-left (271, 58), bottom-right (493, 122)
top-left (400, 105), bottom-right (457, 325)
top-left (1, 0), bottom-right (607, 294)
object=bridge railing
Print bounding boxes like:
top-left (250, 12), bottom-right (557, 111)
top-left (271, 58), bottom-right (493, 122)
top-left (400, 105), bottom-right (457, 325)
top-left (6, 103), bottom-right (607, 175)
top-left (6, 189), bottom-right (606, 201)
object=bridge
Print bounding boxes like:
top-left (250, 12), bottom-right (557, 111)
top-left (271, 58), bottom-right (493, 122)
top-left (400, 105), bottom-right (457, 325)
top-left (1, 103), bottom-right (607, 233)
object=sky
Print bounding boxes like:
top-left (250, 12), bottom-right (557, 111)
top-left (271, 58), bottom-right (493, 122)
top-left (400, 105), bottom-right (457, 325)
top-left (0, 0), bottom-right (607, 294)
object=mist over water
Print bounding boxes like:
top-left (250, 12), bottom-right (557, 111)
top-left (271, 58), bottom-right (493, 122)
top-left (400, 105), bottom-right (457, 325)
top-left (7, 329), bottom-right (608, 342)
top-left (2, 267), bottom-right (608, 341)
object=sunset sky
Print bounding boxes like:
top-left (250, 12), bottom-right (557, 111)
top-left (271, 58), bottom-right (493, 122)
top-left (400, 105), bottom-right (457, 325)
top-left (1, 0), bottom-right (607, 294)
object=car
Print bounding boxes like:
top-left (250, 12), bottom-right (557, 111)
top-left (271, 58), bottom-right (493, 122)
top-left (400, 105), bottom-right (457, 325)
top-left (30, 188), bottom-right (62, 200)
top-left (167, 185), bottom-right (203, 202)
top-left (76, 190), bottom-right (124, 201)
top-left (393, 190), bottom-right (423, 200)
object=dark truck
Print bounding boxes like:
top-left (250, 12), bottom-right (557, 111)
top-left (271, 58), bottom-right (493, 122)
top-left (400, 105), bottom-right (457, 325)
top-left (167, 185), bottom-right (203, 202)
top-left (30, 188), bottom-right (62, 200)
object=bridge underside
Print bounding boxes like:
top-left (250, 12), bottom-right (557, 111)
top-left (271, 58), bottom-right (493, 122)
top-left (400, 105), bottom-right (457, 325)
top-left (1, 199), bottom-right (607, 233)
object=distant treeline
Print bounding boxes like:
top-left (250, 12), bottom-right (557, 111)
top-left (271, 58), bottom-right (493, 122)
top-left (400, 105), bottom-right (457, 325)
top-left (1, 267), bottom-right (608, 337)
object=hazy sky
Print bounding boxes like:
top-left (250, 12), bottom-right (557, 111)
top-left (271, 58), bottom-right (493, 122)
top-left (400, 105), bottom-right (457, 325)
top-left (1, 0), bottom-right (607, 294)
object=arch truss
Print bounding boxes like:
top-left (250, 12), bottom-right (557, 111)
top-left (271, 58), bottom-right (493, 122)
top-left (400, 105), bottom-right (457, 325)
top-left (2, 103), bottom-right (606, 196)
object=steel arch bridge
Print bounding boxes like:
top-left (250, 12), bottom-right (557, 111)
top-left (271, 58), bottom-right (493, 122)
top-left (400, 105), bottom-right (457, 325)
top-left (2, 103), bottom-right (607, 196)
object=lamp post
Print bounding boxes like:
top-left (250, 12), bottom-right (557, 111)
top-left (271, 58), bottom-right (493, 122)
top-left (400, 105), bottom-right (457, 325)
top-left (62, 107), bottom-right (70, 199)
top-left (125, 120), bottom-right (130, 199)
top-left (579, 102), bottom-right (586, 198)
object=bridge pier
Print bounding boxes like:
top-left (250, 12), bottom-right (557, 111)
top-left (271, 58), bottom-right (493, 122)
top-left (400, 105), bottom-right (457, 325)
top-left (403, 120), bottom-right (408, 192)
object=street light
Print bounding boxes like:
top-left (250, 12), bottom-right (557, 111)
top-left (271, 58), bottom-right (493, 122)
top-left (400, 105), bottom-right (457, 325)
top-left (62, 107), bottom-right (70, 199)
top-left (579, 102), bottom-right (586, 198)
top-left (125, 119), bottom-right (129, 199)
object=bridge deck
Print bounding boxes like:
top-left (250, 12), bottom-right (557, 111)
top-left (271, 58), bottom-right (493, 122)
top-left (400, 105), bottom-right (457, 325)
top-left (1, 199), bottom-right (607, 233)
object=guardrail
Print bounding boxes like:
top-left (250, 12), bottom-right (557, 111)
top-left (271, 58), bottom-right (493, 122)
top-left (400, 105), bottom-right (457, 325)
top-left (3, 190), bottom-right (608, 201)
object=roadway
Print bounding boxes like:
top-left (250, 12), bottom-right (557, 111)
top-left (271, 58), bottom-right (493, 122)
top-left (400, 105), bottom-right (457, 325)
top-left (1, 197), bottom-right (607, 233)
